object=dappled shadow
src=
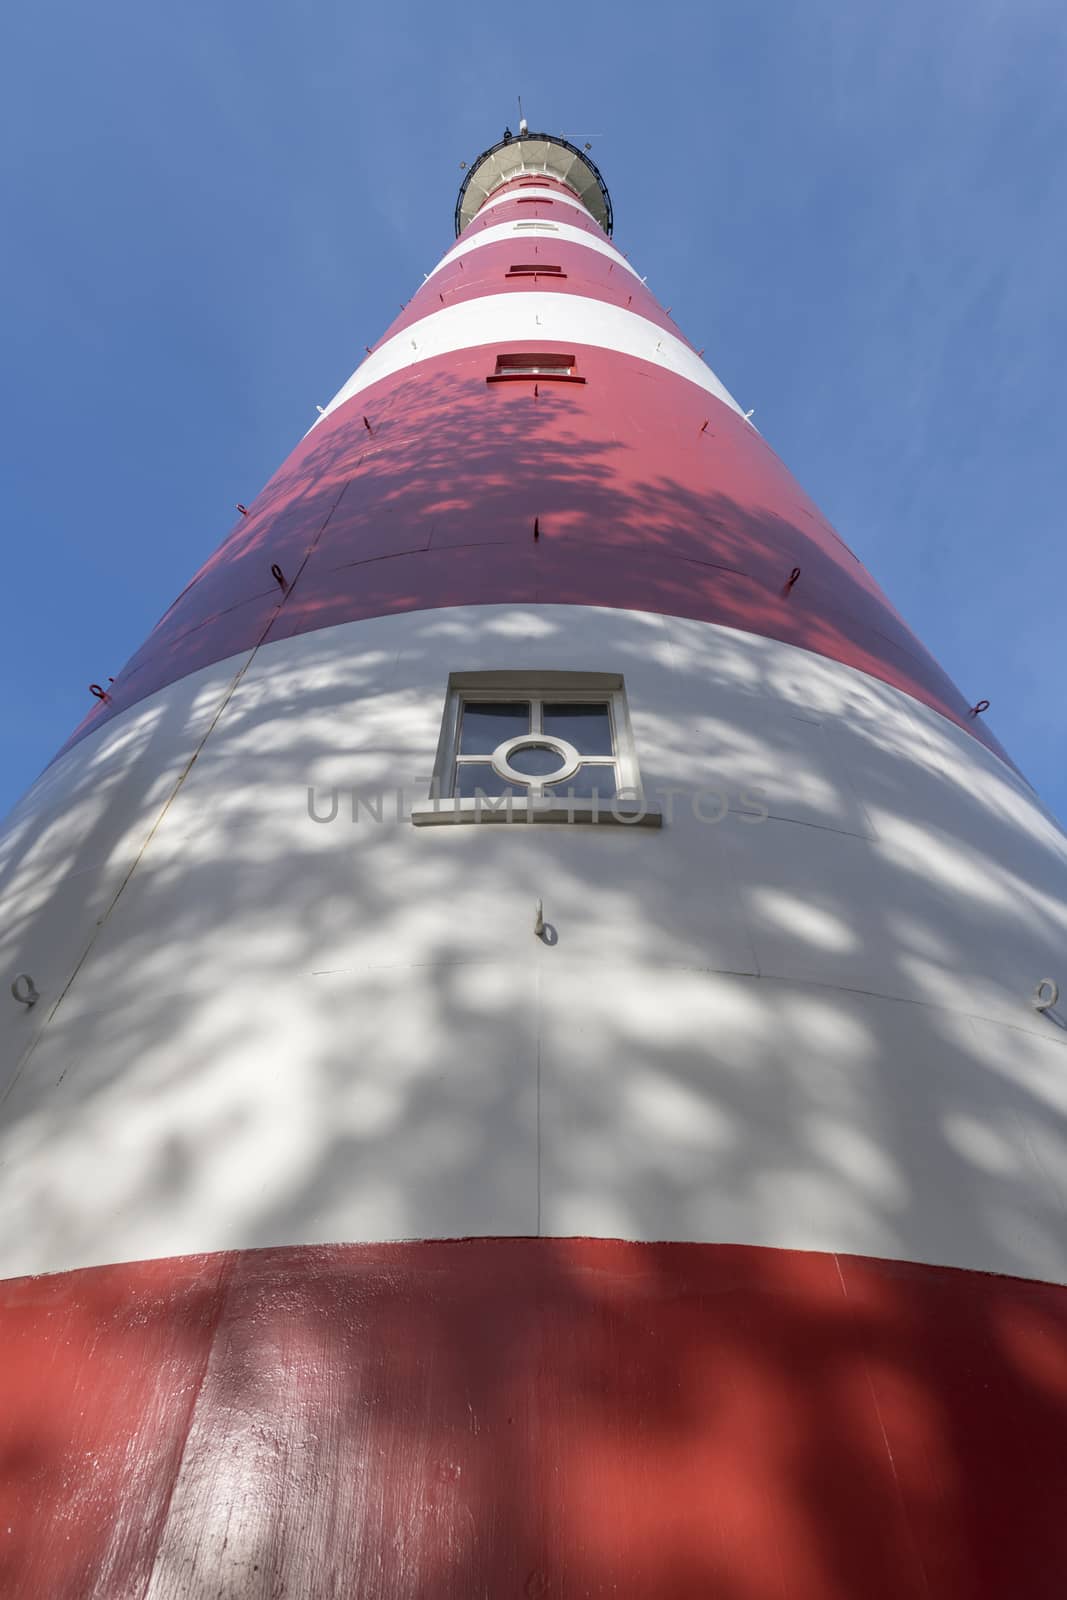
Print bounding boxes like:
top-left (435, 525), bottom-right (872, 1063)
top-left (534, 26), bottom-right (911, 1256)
top-left (1, 589), bottom-right (1066, 1592)
top-left (58, 342), bottom-right (1012, 768)
top-left (2, 1239), bottom-right (1067, 1597)
top-left (4, 240), bottom-right (1065, 1593)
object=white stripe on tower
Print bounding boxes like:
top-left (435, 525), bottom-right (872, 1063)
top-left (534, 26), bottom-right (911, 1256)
top-left (469, 185), bottom-right (596, 221)
top-left (2, 600), bottom-right (1064, 1283)
top-left (315, 295), bottom-right (742, 424)
top-left (428, 219), bottom-right (638, 279)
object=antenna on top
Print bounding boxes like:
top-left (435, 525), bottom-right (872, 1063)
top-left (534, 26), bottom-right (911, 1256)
top-left (518, 95), bottom-right (528, 136)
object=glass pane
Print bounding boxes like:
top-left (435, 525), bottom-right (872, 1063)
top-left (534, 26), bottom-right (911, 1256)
top-left (459, 701), bottom-right (529, 754)
top-left (455, 763), bottom-right (514, 799)
top-left (542, 703), bottom-right (613, 755)
top-left (545, 764), bottom-right (618, 801)
top-left (507, 743), bottom-right (568, 778)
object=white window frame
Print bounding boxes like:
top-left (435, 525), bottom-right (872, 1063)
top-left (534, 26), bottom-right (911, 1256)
top-left (411, 671), bottom-right (661, 828)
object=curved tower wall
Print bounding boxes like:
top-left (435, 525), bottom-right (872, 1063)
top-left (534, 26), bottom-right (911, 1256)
top-left (2, 138), bottom-right (1066, 1597)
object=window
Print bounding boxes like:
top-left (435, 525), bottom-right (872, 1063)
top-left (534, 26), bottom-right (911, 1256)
top-left (516, 197), bottom-right (554, 205)
top-left (487, 352), bottom-right (585, 384)
top-left (411, 673), bottom-right (661, 827)
top-left (513, 221), bottom-right (559, 232)
top-left (505, 264), bottom-right (566, 280)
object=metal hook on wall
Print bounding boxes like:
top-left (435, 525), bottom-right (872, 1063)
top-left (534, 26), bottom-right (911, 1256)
top-left (1033, 979), bottom-right (1060, 1013)
top-left (11, 974), bottom-right (39, 1008)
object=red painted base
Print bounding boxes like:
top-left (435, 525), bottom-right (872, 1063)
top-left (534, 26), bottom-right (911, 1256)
top-left (2, 1239), bottom-right (1065, 1597)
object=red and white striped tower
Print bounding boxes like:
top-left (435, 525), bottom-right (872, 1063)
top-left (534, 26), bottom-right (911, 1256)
top-left (2, 129), bottom-right (1067, 1598)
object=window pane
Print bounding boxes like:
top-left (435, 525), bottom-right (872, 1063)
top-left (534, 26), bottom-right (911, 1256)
top-left (545, 764), bottom-right (618, 800)
top-left (507, 743), bottom-right (568, 778)
top-left (459, 701), bottom-right (529, 754)
top-left (542, 703), bottom-right (613, 755)
top-left (455, 763), bottom-right (513, 798)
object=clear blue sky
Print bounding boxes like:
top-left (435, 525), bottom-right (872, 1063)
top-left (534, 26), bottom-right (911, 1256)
top-left (2, 0), bottom-right (1065, 821)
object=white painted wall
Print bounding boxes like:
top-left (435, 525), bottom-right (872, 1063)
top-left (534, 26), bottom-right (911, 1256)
top-left (0, 653), bottom-right (257, 1084)
top-left (426, 218), bottom-right (639, 281)
top-left (2, 605), bottom-right (1065, 1285)
top-left (471, 186), bottom-right (594, 223)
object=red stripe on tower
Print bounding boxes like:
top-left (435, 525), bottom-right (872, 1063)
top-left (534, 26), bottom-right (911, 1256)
top-left (57, 346), bottom-right (1007, 761)
top-left (3, 1242), bottom-right (1067, 1598)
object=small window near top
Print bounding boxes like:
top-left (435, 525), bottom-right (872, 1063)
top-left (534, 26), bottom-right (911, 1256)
top-left (516, 196), bottom-right (554, 204)
top-left (411, 674), bottom-right (661, 828)
top-left (513, 221), bottom-right (559, 232)
top-left (487, 352), bottom-right (585, 384)
top-left (506, 263), bottom-right (566, 279)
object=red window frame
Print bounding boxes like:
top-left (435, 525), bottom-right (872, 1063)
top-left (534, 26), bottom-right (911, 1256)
top-left (505, 264), bottom-right (567, 280)
top-left (486, 353), bottom-right (586, 385)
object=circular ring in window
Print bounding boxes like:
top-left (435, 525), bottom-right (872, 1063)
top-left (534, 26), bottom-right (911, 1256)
top-left (492, 734), bottom-right (580, 787)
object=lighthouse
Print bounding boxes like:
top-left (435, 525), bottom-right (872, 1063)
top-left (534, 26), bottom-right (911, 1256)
top-left (1, 126), bottom-right (1066, 1597)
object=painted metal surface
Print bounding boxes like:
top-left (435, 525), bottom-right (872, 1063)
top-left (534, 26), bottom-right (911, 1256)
top-left (387, 237), bottom-right (679, 341)
top-left (2, 1239), bottom-right (1066, 1599)
top-left (6, 608), bottom-right (1064, 1284)
top-left (467, 179), bottom-right (599, 224)
top-left (4, 131), bottom-right (1064, 1600)
top-left (310, 289), bottom-right (738, 426)
top-left (49, 164), bottom-right (1008, 762)
top-left (59, 346), bottom-right (1008, 763)
top-left (428, 214), bottom-right (639, 280)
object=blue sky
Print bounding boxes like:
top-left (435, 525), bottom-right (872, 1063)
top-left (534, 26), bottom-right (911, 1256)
top-left (2, 0), bottom-right (1065, 820)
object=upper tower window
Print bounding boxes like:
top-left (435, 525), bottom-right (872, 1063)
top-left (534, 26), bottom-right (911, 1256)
top-left (487, 353), bottom-right (585, 384)
top-left (506, 264), bottom-right (565, 279)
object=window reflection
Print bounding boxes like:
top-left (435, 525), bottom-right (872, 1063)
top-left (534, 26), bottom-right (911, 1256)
top-left (542, 703), bottom-right (613, 754)
top-left (455, 763), bottom-right (513, 798)
top-left (459, 702), bottom-right (529, 754)
top-left (507, 744), bottom-right (569, 778)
